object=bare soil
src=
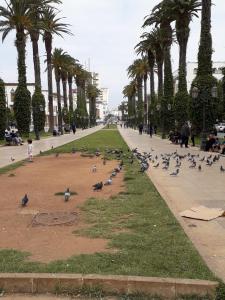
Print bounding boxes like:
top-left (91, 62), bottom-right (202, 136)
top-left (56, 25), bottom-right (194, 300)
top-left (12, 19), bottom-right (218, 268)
top-left (0, 154), bottom-right (124, 263)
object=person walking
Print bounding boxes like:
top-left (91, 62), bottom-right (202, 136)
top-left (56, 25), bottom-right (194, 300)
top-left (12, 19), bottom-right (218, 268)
top-left (138, 123), bottom-right (143, 135)
top-left (149, 123), bottom-right (153, 138)
top-left (190, 124), bottom-right (196, 147)
top-left (71, 123), bottom-right (76, 135)
top-left (180, 122), bottom-right (190, 148)
top-left (27, 139), bottom-right (33, 162)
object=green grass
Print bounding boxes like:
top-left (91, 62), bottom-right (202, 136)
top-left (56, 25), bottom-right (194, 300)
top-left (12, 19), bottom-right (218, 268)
top-left (103, 124), bottom-right (118, 130)
top-left (0, 129), bottom-right (215, 284)
top-left (0, 160), bottom-right (26, 175)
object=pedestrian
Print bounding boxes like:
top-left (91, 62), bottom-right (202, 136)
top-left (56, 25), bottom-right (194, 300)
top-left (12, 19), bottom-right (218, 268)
top-left (27, 139), bottom-right (33, 162)
top-left (180, 122), bottom-right (190, 148)
top-left (71, 123), bottom-right (76, 135)
top-left (149, 123), bottom-right (153, 138)
top-left (190, 124), bottom-right (196, 147)
top-left (154, 125), bottom-right (157, 135)
top-left (138, 123), bottom-right (143, 135)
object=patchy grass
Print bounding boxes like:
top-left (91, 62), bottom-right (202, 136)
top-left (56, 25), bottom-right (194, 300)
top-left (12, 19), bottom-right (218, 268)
top-left (0, 129), bottom-right (216, 286)
top-left (0, 160), bottom-right (26, 175)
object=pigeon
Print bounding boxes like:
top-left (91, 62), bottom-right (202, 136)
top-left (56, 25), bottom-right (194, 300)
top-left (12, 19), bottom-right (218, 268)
top-left (55, 153), bottom-right (59, 158)
top-left (103, 158), bottom-right (106, 165)
top-left (206, 160), bottom-right (213, 166)
top-left (92, 165), bottom-right (97, 173)
top-left (111, 171), bottom-right (117, 177)
top-left (95, 151), bottom-right (101, 157)
top-left (11, 157), bottom-right (15, 162)
top-left (104, 177), bottom-right (112, 186)
top-left (93, 182), bottom-right (103, 191)
top-left (64, 188), bottom-right (70, 202)
top-left (189, 161), bottom-right (196, 168)
top-left (199, 156), bottom-right (205, 162)
top-left (198, 165), bottom-right (202, 171)
top-left (170, 169), bottom-right (179, 176)
top-left (51, 146), bottom-right (54, 149)
top-left (220, 166), bottom-right (225, 172)
top-left (153, 162), bottom-right (159, 168)
top-left (71, 147), bottom-right (76, 154)
top-left (40, 150), bottom-right (43, 155)
top-left (21, 194), bottom-right (29, 207)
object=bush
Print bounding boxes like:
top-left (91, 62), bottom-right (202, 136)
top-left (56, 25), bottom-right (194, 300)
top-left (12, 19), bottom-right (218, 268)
top-left (14, 85), bottom-right (31, 134)
top-left (0, 78), bottom-right (6, 139)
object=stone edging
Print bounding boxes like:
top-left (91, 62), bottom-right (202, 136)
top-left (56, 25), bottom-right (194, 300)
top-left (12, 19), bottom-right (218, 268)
top-left (0, 273), bottom-right (218, 299)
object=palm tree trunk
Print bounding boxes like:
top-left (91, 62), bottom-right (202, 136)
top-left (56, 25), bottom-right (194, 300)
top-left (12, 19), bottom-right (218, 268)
top-left (62, 80), bottom-right (68, 109)
top-left (157, 62), bottom-right (163, 98)
top-left (14, 29), bottom-right (31, 134)
top-left (56, 77), bottom-right (63, 133)
top-left (143, 75), bottom-right (148, 126)
top-left (150, 68), bottom-right (155, 99)
top-left (31, 31), bottom-right (41, 91)
top-left (44, 34), bottom-right (54, 132)
top-left (137, 77), bottom-right (143, 124)
top-left (68, 76), bottom-right (73, 112)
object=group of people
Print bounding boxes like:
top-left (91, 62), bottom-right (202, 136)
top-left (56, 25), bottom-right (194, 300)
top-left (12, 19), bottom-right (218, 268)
top-left (4, 128), bottom-right (23, 146)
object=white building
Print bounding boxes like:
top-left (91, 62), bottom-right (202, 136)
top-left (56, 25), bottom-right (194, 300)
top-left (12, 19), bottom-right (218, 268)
top-left (173, 61), bottom-right (225, 93)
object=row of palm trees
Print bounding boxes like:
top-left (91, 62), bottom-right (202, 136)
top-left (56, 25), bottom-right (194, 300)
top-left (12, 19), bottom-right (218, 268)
top-left (0, 0), bottom-right (101, 137)
top-left (122, 0), bottom-right (222, 136)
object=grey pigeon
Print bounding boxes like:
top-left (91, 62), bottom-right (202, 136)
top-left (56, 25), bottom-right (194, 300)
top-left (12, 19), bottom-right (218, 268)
top-left (93, 182), bottom-right (103, 191)
top-left (220, 166), bottom-right (225, 172)
top-left (170, 169), bottom-right (179, 176)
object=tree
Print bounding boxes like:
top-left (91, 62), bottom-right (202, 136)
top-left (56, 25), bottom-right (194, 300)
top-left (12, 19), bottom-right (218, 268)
top-left (190, 0), bottom-right (218, 137)
top-left (74, 64), bottom-right (91, 128)
top-left (29, 1), bottom-right (62, 139)
top-left (123, 81), bottom-right (136, 127)
top-left (0, 0), bottom-right (32, 134)
top-left (41, 7), bottom-right (72, 131)
top-left (0, 78), bottom-right (6, 139)
top-left (167, 0), bottom-right (201, 129)
top-left (87, 84), bottom-right (101, 127)
top-left (127, 59), bottom-right (148, 125)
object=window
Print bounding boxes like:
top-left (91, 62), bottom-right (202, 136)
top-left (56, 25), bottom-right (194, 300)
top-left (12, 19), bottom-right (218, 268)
top-left (193, 68), bottom-right (197, 74)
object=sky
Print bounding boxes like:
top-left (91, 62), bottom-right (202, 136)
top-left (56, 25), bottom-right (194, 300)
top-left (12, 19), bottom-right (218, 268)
top-left (0, 0), bottom-right (225, 109)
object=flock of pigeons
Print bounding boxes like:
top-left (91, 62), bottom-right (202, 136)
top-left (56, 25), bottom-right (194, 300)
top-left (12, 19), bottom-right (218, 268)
top-left (132, 147), bottom-right (225, 176)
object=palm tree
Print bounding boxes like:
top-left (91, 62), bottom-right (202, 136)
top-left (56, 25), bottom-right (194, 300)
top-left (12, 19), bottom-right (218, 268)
top-left (41, 7), bottom-right (72, 131)
top-left (127, 59), bottom-right (148, 125)
top-left (52, 48), bottom-right (69, 133)
top-left (73, 64), bottom-right (91, 128)
top-left (122, 81), bottom-right (136, 127)
top-left (0, 0), bottom-right (32, 134)
top-left (86, 84), bottom-right (101, 127)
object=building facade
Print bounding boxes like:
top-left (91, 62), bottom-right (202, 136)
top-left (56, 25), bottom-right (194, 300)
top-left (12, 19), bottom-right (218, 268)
top-left (173, 61), bottom-right (225, 93)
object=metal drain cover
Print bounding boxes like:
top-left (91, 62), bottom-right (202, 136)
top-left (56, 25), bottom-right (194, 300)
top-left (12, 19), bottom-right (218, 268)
top-left (32, 211), bottom-right (78, 226)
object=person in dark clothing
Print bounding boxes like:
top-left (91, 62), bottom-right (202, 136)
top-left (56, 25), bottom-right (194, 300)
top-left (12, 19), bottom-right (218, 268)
top-left (205, 134), bottom-right (216, 151)
top-left (138, 123), bottom-right (143, 135)
top-left (149, 124), bottom-right (153, 138)
top-left (190, 124), bottom-right (196, 147)
top-left (180, 123), bottom-right (190, 148)
top-left (154, 125), bottom-right (157, 135)
top-left (71, 123), bottom-right (76, 135)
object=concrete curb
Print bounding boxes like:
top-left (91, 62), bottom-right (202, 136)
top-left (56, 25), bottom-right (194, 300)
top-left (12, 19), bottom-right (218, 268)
top-left (0, 274), bottom-right (218, 299)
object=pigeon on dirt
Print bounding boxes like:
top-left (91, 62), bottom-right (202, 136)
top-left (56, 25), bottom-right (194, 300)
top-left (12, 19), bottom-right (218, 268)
top-left (21, 194), bottom-right (29, 207)
top-left (92, 165), bottom-right (97, 173)
top-left (111, 171), bottom-right (117, 177)
top-left (93, 182), bottom-right (103, 191)
top-left (55, 153), bottom-right (59, 158)
top-left (64, 188), bottom-right (70, 202)
top-left (198, 165), bottom-right (202, 171)
top-left (11, 157), bottom-right (15, 162)
top-left (220, 166), bottom-right (225, 172)
top-left (71, 148), bottom-right (76, 154)
top-left (104, 177), bottom-right (112, 186)
top-left (170, 169), bottom-right (179, 176)
top-left (153, 162), bottom-right (159, 168)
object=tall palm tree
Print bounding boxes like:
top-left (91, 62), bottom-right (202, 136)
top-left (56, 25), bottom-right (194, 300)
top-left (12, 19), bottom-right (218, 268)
top-left (0, 0), bottom-right (32, 134)
top-left (122, 81), bottom-right (136, 127)
top-left (51, 48), bottom-right (69, 133)
top-left (74, 64), bottom-right (91, 128)
top-left (128, 59), bottom-right (148, 125)
top-left (86, 83), bottom-right (101, 127)
top-left (41, 7), bottom-right (72, 131)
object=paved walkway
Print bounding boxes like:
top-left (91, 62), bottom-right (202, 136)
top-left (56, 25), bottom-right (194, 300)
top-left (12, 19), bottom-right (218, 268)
top-left (0, 126), bottom-right (103, 169)
top-left (118, 127), bottom-right (225, 282)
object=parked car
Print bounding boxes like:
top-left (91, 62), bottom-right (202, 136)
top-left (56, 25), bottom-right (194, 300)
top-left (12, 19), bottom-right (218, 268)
top-left (217, 123), bottom-right (225, 132)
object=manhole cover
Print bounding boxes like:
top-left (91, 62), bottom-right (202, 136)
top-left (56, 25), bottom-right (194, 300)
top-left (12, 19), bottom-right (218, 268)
top-left (32, 212), bottom-right (78, 226)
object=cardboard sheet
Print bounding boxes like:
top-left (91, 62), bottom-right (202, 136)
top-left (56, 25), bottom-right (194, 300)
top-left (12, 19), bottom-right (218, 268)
top-left (180, 205), bottom-right (224, 221)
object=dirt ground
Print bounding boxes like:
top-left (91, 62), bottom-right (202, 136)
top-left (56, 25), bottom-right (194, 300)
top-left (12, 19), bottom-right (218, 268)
top-left (0, 154), bottom-right (124, 263)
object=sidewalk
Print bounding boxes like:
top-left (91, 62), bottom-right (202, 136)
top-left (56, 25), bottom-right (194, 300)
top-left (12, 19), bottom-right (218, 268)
top-left (0, 126), bottom-right (103, 169)
top-left (119, 127), bottom-right (225, 282)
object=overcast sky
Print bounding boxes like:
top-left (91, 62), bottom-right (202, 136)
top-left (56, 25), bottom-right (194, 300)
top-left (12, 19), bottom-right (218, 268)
top-left (0, 0), bottom-right (224, 109)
